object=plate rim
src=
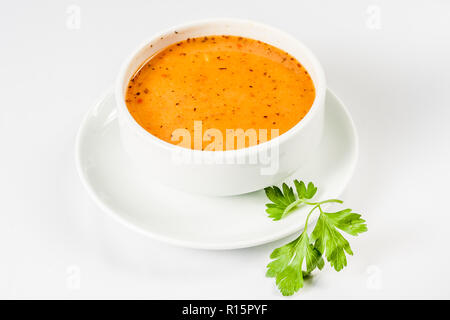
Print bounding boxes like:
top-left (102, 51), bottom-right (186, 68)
top-left (75, 88), bottom-right (359, 250)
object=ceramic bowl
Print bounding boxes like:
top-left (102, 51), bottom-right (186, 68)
top-left (115, 18), bottom-right (326, 196)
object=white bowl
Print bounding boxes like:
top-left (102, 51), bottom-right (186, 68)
top-left (115, 18), bottom-right (326, 196)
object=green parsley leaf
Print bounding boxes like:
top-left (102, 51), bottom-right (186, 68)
top-left (294, 180), bottom-right (307, 198)
top-left (294, 180), bottom-right (317, 199)
top-left (264, 180), bottom-right (317, 221)
top-left (266, 230), bottom-right (323, 296)
top-left (265, 180), bottom-right (367, 295)
top-left (311, 209), bottom-right (367, 271)
top-left (305, 182), bottom-right (318, 199)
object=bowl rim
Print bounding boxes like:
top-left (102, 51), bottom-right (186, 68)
top-left (115, 17), bottom-right (326, 155)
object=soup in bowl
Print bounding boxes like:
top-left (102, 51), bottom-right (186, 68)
top-left (116, 19), bottom-right (326, 196)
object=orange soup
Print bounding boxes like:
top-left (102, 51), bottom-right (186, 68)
top-left (126, 35), bottom-right (315, 150)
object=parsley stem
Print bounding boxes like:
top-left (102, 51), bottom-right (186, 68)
top-left (282, 199), bottom-right (304, 217)
top-left (282, 198), bottom-right (343, 219)
top-left (312, 199), bottom-right (343, 206)
top-left (304, 199), bottom-right (343, 231)
top-left (304, 205), bottom-right (319, 231)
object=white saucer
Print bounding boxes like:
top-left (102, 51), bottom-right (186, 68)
top-left (76, 89), bottom-right (358, 250)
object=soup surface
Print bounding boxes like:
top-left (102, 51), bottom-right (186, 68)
top-left (126, 35), bottom-right (315, 150)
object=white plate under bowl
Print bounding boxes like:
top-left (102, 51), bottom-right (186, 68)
top-left (76, 89), bottom-right (358, 250)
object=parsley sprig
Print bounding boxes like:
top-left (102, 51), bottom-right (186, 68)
top-left (264, 180), bottom-right (367, 296)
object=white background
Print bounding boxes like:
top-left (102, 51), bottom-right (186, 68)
top-left (1, 0), bottom-right (449, 299)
